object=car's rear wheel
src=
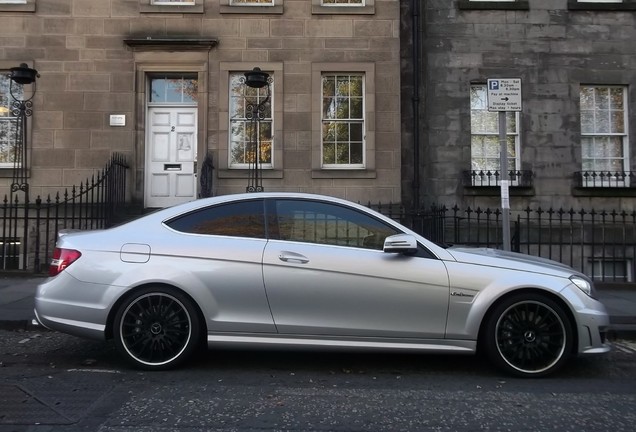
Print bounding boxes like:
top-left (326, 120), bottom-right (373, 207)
top-left (113, 286), bottom-right (201, 370)
top-left (483, 293), bottom-right (573, 377)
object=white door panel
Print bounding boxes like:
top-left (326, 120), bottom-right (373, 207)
top-left (145, 107), bottom-right (197, 208)
top-left (263, 241), bottom-right (450, 338)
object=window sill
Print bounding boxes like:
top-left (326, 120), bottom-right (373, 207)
top-left (0, 168), bottom-right (30, 179)
top-left (567, 1), bottom-right (636, 11)
top-left (312, 169), bottom-right (376, 179)
top-left (458, 1), bottom-right (529, 11)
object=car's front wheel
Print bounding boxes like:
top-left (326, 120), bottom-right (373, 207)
top-left (113, 286), bottom-right (201, 370)
top-left (483, 293), bottom-right (573, 377)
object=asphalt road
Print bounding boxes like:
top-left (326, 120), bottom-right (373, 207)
top-left (1, 329), bottom-right (635, 432)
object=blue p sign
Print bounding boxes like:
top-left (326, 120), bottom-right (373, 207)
top-left (489, 80), bottom-right (499, 90)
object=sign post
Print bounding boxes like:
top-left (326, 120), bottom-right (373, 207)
top-left (487, 78), bottom-right (522, 252)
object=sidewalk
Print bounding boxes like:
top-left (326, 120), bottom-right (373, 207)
top-left (1, 274), bottom-right (635, 338)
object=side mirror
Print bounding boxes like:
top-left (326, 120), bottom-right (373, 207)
top-left (383, 234), bottom-right (418, 255)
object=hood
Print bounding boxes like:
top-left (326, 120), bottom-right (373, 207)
top-left (446, 246), bottom-right (580, 278)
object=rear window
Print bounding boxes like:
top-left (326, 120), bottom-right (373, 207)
top-left (165, 200), bottom-right (266, 238)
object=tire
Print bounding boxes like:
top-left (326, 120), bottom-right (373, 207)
top-left (482, 293), bottom-right (573, 378)
top-left (113, 286), bottom-right (201, 371)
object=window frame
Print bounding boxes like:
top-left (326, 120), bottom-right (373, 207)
top-left (579, 85), bottom-right (630, 187)
top-left (140, 0), bottom-right (204, 14)
top-left (312, 0), bottom-right (375, 15)
top-left (0, 60), bottom-right (34, 177)
top-left (0, 0), bottom-right (34, 12)
top-left (227, 71), bottom-right (274, 170)
top-left (568, 0), bottom-right (636, 10)
top-left (469, 84), bottom-right (521, 186)
top-left (311, 63), bottom-right (376, 179)
top-left (320, 73), bottom-right (366, 170)
top-left (218, 62), bottom-right (283, 180)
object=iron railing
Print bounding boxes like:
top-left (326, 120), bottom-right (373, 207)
top-left (462, 170), bottom-right (534, 187)
top-left (369, 202), bottom-right (636, 285)
top-left (1, 154), bottom-right (128, 272)
top-left (574, 171), bottom-right (634, 188)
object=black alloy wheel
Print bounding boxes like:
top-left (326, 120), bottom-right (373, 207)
top-left (483, 293), bottom-right (573, 377)
top-left (113, 286), bottom-right (201, 370)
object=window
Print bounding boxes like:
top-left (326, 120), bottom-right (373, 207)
top-left (0, 73), bottom-right (22, 169)
top-left (312, 0), bottom-right (374, 14)
top-left (274, 200), bottom-right (399, 250)
top-left (229, 72), bottom-right (274, 169)
top-left (151, 0), bottom-right (195, 4)
top-left (469, 85), bottom-right (520, 185)
top-left (149, 75), bottom-right (198, 105)
top-left (0, 0), bottom-right (34, 12)
top-left (230, 0), bottom-right (275, 4)
top-left (590, 258), bottom-right (632, 282)
top-left (568, 0), bottom-right (636, 9)
top-left (166, 200), bottom-right (266, 238)
top-left (321, 74), bottom-right (365, 168)
top-left (579, 85), bottom-right (629, 187)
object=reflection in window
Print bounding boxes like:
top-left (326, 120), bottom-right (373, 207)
top-left (151, 0), bottom-right (196, 5)
top-left (275, 200), bottom-right (398, 250)
top-left (321, 74), bottom-right (365, 168)
top-left (322, 0), bottom-right (364, 4)
top-left (149, 75), bottom-right (198, 104)
top-left (469, 85), bottom-right (519, 181)
top-left (229, 72), bottom-right (273, 168)
top-left (0, 73), bottom-right (22, 168)
top-left (580, 85), bottom-right (627, 179)
top-left (230, 0), bottom-right (275, 5)
top-left (166, 200), bottom-right (266, 238)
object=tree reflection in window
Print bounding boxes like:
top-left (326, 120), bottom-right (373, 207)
top-left (150, 75), bottom-right (198, 104)
top-left (166, 200), bottom-right (266, 238)
top-left (0, 73), bottom-right (22, 167)
top-left (229, 72), bottom-right (273, 167)
top-left (321, 74), bottom-right (364, 167)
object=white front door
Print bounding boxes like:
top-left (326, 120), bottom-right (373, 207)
top-left (145, 107), bottom-right (197, 208)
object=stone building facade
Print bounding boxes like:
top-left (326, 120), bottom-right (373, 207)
top-left (401, 0), bottom-right (636, 212)
top-left (0, 0), bottom-right (401, 208)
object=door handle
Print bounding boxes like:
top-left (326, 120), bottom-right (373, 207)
top-left (278, 252), bottom-right (309, 264)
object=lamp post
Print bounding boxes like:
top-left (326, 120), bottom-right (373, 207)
top-left (9, 63), bottom-right (39, 199)
top-left (244, 67), bottom-right (271, 193)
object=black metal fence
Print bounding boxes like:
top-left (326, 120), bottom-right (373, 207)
top-left (370, 203), bottom-right (636, 285)
top-left (1, 154), bottom-right (128, 273)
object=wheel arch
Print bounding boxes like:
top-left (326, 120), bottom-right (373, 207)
top-left (477, 288), bottom-right (579, 355)
top-left (105, 282), bottom-right (207, 343)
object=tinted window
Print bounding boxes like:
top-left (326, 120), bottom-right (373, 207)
top-left (274, 200), bottom-right (399, 250)
top-left (166, 200), bottom-right (265, 238)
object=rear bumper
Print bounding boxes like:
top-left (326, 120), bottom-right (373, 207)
top-left (34, 273), bottom-right (109, 341)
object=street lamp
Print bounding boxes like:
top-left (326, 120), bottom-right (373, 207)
top-left (9, 63), bottom-right (39, 198)
top-left (243, 67), bottom-right (271, 193)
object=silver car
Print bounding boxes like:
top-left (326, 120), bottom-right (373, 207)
top-left (35, 192), bottom-right (610, 377)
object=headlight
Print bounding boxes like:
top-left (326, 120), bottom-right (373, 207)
top-left (570, 276), bottom-right (593, 297)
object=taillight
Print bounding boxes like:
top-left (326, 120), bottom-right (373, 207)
top-left (49, 248), bottom-right (82, 277)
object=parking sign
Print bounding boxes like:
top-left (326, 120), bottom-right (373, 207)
top-left (487, 78), bottom-right (522, 112)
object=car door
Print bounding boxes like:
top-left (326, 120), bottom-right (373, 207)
top-left (262, 198), bottom-right (450, 338)
top-left (163, 199), bottom-right (276, 333)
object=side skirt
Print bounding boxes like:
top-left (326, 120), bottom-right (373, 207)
top-left (207, 334), bottom-right (476, 354)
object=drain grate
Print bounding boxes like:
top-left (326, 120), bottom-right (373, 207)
top-left (0, 384), bottom-right (73, 425)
